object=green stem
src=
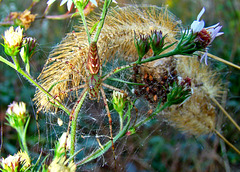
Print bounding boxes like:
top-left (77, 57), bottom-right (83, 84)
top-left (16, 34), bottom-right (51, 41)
top-left (74, 0), bottom-right (91, 44)
top-left (25, 59), bottom-right (30, 74)
top-left (93, 0), bottom-right (112, 42)
top-left (119, 111), bottom-right (123, 131)
top-left (12, 55), bottom-right (20, 70)
top-left (17, 131), bottom-right (24, 151)
top-left (78, 6), bottom-right (91, 43)
top-left (70, 90), bottom-right (88, 156)
top-left (17, 127), bottom-right (29, 154)
top-left (107, 77), bottom-right (145, 86)
top-left (102, 47), bottom-right (180, 79)
top-left (0, 56), bottom-right (70, 115)
top-left (137, 48), bottom-right (178, 65)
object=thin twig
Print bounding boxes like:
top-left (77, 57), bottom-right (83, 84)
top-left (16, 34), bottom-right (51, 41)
top-left (200, 52), bottom-right (240, 70)
top-left (214, 129), bottom-right (240, 155)
top-left (211, 96), bottom-right (240, 132)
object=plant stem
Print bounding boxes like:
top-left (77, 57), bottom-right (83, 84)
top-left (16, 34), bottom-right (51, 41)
top-left (211, 96), bottom-right (240, 132)
top-left (137, 48), bottom-right (178, 65)
top-left (119, 111), bottom-right (123, 131)
top-left (70, 89), bottom-right (88, 156)
top-left (93, 0), bottom-right (112, 42)
top-left (78, 5), bottom-right (91, 44)
top-left (25, 60), bottom-right (30, 74)
top-left (214, 129), bottom-right (240, 155)
top-left (202, 52), bottom-right (240, 70)
top-left (0, 56), bottom-right (70, 115)
top-left (17, 127), bottom-right (29, 154)
top-left (74, 0), bottom-right (91, 43)
top-left (12, 56), bottom-right (20, 70)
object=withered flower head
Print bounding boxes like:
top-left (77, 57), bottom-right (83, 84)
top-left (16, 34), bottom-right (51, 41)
top-left (7, 10), bottom-right (37, 30)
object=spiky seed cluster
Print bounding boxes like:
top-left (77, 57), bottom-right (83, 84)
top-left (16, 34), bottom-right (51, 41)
top-left (160, 56), bottom-right (221, 135)
top-left (163, 90), bottom-right (216, 135)
top-left (34, 6), bottom-right (181, 112)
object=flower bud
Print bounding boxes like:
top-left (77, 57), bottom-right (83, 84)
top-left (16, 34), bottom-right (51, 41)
top-left (167, 79), bottom-right (192, 106)
top-left (134, 32), bottom-right (150, 60)
top-left (1, 154), bottom-right (20, 171)
top-left (149, 30), bottom-right (165, 55)
top-left (112, 91), bottom-right (126, 114)
top-left (20, 37), bottom-right (37, 63)
top-left (2, 26), bottom-right (23, 56)
top-left (5, 101), bottom-right (27, 129)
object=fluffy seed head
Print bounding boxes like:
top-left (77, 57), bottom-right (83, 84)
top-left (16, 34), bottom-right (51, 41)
top-left (34, 5), bottom-right (181, 112)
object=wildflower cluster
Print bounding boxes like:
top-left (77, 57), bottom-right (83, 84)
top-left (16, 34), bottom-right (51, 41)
top-left (134, 8), bottom-right (223, 65)
top-left (2, 1), bottom-right (240, 171)
top-left (175, 7), bottom-right (224, 64)
top-left (0, 150), bottom-right (31, 172)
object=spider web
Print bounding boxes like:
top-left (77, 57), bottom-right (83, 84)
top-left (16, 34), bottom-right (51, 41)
top-left (32, 6), bottom-right (238, 172)
top-left (37, 54), bottom-right (153, 170)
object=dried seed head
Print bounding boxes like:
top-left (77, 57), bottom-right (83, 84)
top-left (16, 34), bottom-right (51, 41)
top-left (34, 5), bottom-right (181, 112)
top-left (163, 90), bottom-right (216, 135)
top-left (160, 56), bottom-right (222, 135)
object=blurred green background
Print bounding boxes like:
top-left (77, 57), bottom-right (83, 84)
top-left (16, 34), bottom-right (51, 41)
top-left (0, 0), bottom-right (239, 171)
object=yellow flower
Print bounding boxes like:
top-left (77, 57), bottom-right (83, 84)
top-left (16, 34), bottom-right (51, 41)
top-left (48, 157), bottom-right (76, 172)
top-left (0, 150), bottom-right (31, 171)
top-left (1, 154), bottom-right (20, 171)
top-left (17, 150), bottom-right (31, 168)
top-left (3, 26), bottom-right (23, 48)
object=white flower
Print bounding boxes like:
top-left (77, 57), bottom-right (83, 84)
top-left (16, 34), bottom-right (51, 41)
top-left (6, 101), bottom-right (26, 117)
top-left (190, 7), bottom-right (224, 65)
top-left (47, 0), bottom-right (117, 11)
top-left (47, 0), bottom-right (73, 11)
top-left (3, 26), bottom-right (23, 47)
top-left (190, 7), bottom-right (205, 33)
top-left (205, 23), bottom-right (224, 44)
top-left (190, 7), bottom-right (224, 37)
top-left (47, 0), bottom-right (101, 11)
